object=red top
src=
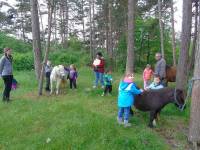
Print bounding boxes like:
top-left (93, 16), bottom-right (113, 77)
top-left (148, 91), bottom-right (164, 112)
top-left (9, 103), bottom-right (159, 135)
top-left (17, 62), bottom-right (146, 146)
top-left (93, 58), bottom-right (105, 73)
top-left (143, 68), bottom-right (153, 81)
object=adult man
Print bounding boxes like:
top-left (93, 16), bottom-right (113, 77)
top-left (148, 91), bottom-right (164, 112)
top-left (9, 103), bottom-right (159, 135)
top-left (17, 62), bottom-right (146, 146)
top-left (154, 52), bottom-right (166, 86)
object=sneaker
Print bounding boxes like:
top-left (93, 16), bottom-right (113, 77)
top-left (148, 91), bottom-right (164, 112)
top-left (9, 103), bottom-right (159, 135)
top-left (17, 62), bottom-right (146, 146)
top-left (124, 120), bottom-right (131, 127)
top-left (101, 93), bottom-right (105, 96)
top-left (93, 85), bottom-right (97, 89)
top-left (117, 117), bottom-right (123, 125)
top-left (101, 86), bottom-right (104, 89)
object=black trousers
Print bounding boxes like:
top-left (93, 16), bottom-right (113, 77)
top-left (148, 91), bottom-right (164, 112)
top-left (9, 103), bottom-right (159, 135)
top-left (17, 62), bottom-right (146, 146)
top-left (2, 75), bottom-right (13, 101)
top-left (104, 85), bottom-right (112, 94)
top-left (70, 79), bottom-right (77, 89)
top-left (45, 72), bottom-right (51, 91)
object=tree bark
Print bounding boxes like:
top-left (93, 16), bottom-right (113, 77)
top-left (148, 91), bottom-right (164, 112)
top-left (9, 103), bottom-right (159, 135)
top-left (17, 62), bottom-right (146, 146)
top-left (108, 0), bottom-right (113, 70)
top-left (189, 0), bottom-right (198, 71)
top-left (30, 0), bottom-right (42, 80)
top-left (125, 0), bottom-right (135, 74)
top-left (158, 0), bottom-right (164, 58)
top-left (170, 0), bottom-right (176, 66)
top-left (81, 0), bottom-right (85, 42)
top-left (63, 0), bottom-right (68, 48)
top-left (38, 0), bottom-right (54, 96)
top-left (176, 0), bottom-right (192, 91)
top-left (89, 0), bottom-right (93, 60)
top-left (188, 15), bottom-right (200, 147)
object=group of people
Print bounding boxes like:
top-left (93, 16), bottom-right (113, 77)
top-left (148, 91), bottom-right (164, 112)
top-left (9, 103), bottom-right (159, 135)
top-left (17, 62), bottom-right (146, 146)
top-left (116, 52), bottom-right (167, 127)
top-left (92, 52), bottom-right (113, 96)
top-left (0, 47), bottom-right (167, 128)
top-left (45, 61), bottom-right (78, 92)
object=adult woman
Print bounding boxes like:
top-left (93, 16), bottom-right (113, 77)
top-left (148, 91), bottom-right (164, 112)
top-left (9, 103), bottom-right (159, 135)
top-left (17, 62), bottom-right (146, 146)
top-left (0, 48), bottom-right (13, 102)
top-left (92, 52), bottom-right (105, 88)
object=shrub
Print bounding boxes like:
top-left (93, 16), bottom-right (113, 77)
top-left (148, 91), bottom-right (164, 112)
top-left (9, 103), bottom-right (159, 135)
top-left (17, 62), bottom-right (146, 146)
top-left (13, 52), bottom-right (34, 71)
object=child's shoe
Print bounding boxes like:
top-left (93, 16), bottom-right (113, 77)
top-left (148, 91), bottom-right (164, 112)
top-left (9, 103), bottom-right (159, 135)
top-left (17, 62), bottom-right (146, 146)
top-left (93, 85), bottom-right (97, 89)
top-left (124, 120), bottom-right (131, 127)
top-left (101, 93), bottom-right (105, 96)
top-left (101, 86), bottom-right (104, 89)
top-left (117, 117), bottom-right (123, 125)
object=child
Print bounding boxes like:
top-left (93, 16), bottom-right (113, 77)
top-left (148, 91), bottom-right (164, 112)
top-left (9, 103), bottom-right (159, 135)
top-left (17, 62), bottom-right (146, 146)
top-left (146, 75), bottom-right (164, 90)
top-left (117, 73), bottom-right (143, 127)
top-left (69, 64), bottom-right (78, 89)
top-left (143, 64), bottom-right (154, 90)
top-left (45, 60), bottom-right (52, 92)
top-left (102, 70), bottom-right (113, 96)
top-left (12, 78), bottom-right (18, 90)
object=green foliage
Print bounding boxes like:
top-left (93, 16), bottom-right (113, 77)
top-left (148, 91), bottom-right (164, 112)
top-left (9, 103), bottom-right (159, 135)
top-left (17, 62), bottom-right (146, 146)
top-left (0, 32), bottom-right (32, 53)
top-left (116, 17), bottom-right (179, 72)
top-left (13, 52), bottom-right (34, 71)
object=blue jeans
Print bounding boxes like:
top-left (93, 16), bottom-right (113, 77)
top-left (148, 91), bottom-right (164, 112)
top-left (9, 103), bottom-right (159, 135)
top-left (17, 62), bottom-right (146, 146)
top-left (94, 71), bottom-right (104, 86)
top-left (118, 107), bottom-right (130, 121)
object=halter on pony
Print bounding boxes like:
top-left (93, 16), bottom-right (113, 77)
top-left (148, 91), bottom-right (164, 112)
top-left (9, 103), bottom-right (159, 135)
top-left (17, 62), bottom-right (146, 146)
top-left (173, 88), bottom-right (184, 111)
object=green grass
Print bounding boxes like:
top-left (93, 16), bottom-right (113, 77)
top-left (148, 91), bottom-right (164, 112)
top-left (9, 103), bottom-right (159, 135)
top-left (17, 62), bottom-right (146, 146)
top-left (0, 68), bottom-right (190, 150)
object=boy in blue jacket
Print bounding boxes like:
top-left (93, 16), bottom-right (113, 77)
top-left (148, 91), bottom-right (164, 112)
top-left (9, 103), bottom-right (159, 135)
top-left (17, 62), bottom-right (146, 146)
top-left (117, 73), bottom-right (143, 127)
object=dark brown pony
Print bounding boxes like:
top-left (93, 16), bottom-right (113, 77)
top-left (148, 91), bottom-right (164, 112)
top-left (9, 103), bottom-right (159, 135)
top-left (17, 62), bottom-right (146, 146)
top-left (133, 88), bottom-right (185, 128)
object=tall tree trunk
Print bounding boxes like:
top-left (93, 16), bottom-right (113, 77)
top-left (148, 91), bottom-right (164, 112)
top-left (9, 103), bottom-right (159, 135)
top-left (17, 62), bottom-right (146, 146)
top-left (189, 0), bottom-right (199, 71)
top-left (188, 17), bottom-right (200, 149)
top-left (170, 0), bottom-right (176, 66)
top-left (30, 0), bottom-right (42, 80)
top-left (60, 0), bottom-right (64, 45)
top-left (125, 0), bottom-right (135, 74)
top-left (108, 0), bottom-right (113, 70)
top-left (92, 0), bottom-right (95, 54)
top-left (176, 0), bottom-right (192, 90)
top-left (38, 0), bottom-right (54, 96)
top-left (81, 0), bottom-right (85, 42)
top-left (89, 0), bottom-right (93, 60)
top-left (158, 0), bottom-right (164, 58)
top-left (63, 0), bottom-right (68, 48)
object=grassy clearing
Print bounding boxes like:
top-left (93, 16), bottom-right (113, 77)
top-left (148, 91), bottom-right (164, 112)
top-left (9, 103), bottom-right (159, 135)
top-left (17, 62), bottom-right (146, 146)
top-left (0, 68), bottom-right (190, 150)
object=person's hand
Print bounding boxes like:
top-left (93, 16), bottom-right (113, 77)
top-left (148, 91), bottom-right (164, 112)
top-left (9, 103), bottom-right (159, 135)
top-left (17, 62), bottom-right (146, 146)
top-left (140, 89), bottom-right (144, 92)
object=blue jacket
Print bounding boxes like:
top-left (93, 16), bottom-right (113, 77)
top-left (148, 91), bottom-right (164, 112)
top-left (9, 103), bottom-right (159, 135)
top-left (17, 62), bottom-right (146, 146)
top-left (118, 81), bottom-right (142, 107)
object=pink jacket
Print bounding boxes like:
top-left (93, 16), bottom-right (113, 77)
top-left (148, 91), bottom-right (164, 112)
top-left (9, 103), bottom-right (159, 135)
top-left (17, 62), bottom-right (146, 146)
top-left (143, 68), bottom-right (153, 81)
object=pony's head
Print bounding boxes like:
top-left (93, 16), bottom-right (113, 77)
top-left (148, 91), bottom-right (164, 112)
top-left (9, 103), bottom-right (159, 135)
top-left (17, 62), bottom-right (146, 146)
top-left (58, 65), bottom-right (66, 79)
top-left (174, 89), bottom-right (185, 110)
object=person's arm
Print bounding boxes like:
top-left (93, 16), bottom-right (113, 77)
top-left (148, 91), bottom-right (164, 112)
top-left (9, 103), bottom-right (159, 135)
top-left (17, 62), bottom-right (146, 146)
top-left (143, 70), bottom-right (146, 81)
top-left (130, 84), bottom-right (143, 95)
top-left (0, 57), bottom-right (5, 76)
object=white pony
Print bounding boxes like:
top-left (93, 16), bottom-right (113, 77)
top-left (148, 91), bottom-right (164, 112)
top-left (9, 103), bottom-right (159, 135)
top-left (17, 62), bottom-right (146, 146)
top-left (50, 65), bottom-right (68, 95)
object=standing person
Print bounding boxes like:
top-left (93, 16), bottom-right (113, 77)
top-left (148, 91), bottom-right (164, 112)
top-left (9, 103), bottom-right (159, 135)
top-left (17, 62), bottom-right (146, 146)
top-left (143, 64), bottom-right (154, 89)
top-left (45, 60), bottom-right (52, 92)
top-left (101, 70), bottom-right (113, 96)
top-left (92, 52), bottom-right (105, 89)
top-left (0, 48), bottom-right (13, 102)
top-left (117, 73), bottom-right (143, 127)
top-left (154, 52), bottom-right (166, 86)
top-left (69, 64), bottom-right (78, 89)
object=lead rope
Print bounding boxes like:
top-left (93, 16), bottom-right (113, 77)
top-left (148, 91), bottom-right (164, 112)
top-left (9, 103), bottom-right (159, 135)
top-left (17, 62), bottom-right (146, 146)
top-left (181, 77), bottom-right (200, 111)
